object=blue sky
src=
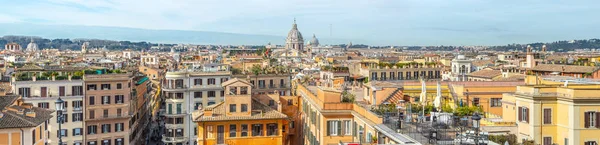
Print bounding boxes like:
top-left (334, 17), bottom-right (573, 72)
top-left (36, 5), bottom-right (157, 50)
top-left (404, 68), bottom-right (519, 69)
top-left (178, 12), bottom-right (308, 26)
top-left (1, 0), bottom-right (599, 45)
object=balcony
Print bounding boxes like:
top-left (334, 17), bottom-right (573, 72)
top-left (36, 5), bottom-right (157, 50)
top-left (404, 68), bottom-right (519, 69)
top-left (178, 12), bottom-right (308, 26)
top-left (163, 85), bottom-right (188, 91)
top-left (21, 95), bottom-right (83, 100)
top-left (73, 107), bottom-right (83, 112)
top-left (269, 84), bottom-right (276, 88)
top-left (162, 111), bottom-right (187, 117)
top-left (87, 114), bottom-right (131, 121)
top-left (280, 84), bottom-right (288, 88)
top-left (258, 85), bottom-right (266, 89)
top-left (162, 135), bottom-right (188, 143)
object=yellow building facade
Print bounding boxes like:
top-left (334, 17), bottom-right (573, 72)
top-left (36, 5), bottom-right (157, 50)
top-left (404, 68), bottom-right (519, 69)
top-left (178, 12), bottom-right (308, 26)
top-left (193, 78), bottom-right (289, 145)
top-left (502, 76), bottom-right (600, 145)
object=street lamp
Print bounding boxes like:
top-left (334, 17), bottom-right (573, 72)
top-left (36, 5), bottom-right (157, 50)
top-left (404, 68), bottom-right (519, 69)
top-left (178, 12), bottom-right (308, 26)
top-left (472, 112), bottom-right (481, 145)
top-left (55, 98), bottom-right (65, 145)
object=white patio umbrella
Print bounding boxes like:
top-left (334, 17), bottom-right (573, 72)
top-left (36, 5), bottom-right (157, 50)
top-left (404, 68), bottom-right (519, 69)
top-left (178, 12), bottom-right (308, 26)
top-left (433, 81), bottom-right (442, 111)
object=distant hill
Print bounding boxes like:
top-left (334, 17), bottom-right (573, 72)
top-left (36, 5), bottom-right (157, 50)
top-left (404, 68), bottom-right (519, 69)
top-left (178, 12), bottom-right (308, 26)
top-left (0, 23), bottom-right (357, 46)
top-left (488, 39), bottom-right (600, 52)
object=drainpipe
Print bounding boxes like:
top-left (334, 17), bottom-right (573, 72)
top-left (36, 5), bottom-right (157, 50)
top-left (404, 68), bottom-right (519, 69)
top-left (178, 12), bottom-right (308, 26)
top-left (540, 101), bottom-right (543, 144)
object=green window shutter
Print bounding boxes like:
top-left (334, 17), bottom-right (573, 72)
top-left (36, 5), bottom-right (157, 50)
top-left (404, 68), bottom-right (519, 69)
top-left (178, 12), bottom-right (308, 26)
top-left (337, 121), bottom-right (342, 136)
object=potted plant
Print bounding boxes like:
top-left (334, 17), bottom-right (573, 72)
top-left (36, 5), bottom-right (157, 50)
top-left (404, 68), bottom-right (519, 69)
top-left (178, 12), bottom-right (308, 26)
top-left (371, 136), bottom-right (378, 143)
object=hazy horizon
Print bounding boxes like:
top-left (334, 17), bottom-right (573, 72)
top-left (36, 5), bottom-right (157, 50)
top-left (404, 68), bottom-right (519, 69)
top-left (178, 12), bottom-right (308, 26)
top-left (1, 0), bottom-right (599, 45)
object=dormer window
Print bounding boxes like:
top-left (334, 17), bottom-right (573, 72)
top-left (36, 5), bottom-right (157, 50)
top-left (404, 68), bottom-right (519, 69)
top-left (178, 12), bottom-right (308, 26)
top-left (229, 87), bottom-right (238, 95)
top-left (240, 87), bottom-right (248, 95)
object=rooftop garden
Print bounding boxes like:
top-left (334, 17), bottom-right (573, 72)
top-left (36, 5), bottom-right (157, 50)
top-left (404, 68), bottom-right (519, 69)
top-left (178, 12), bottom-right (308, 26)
top-left (83, 69), bottom-right (126, 75)
top-left (321, 66), bottom-right (349, 73)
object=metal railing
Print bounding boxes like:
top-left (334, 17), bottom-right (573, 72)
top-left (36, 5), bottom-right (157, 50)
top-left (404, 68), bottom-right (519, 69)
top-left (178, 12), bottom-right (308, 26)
top-left (161, 135), bottom-right (188, 143)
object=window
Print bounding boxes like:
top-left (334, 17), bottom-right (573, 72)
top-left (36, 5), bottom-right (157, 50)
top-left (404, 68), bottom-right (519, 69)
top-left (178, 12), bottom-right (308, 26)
top-left (267, 123), bottom-right (278, 136)
top-left (240, 87), bottom-right (248, 95)
top-left (208, 78), bottom-right (216, 85)
top-left (490, 98), bottom-right (502, 107)
top-left (584, 111), bottom-right (598, 128)
top-left (518, 107), bottom-right (529, 123)
top-left (208, 101), bottom-right (216, 105)
top-left (176, 129), bottom-right (184, 137)
top-left (73, 128), bottom-right (82, 136)
top-left (208, 91), bottom-right (216, 97)
top-left (59, 86), bottom-right (65, 96)
top-left (73, 101), bottom-right (83, 110)
top-left (252, 124), bottom-right (263, 136)
top-left (366, 132), bottom-right (373, 143)
top-left (72, 86), bottom-right (83, 96)
top-left (241, 104), bottom-right (248, 112)
top-left (89, 96), bottom-right (95, 105)
top-left (101, 124), bottom-right (111, 133)
top-left (102, 96), bottom-right (111, 105)
top-left (344, 120), bottom-right (351, 135)
top-left (175, 93), bottom-right (184, 99)
top-left (207, 126), bottom-right (213, 138)
top-left (117, 109), bottom-right (121, 116)
top-left (73, 113), bottom-right (83, 121)
top-left (168, 104), bottom-right (172, 114)
top-left (102, 139), bottom-right (110, 145)
top-left (194, 79), bottom-right (202, 85)
top-left (194, 103), bottom-right (202, 110)
top-left (584, 141), bottom-right (598, 145)
top-left (103, 109), bottom-right (108, 118)
top-left (230, 104), bottom-right (237, 112)
top-left (115, 95), bottom-right (124, 104)
top-left (57, 114), bottom-right (68, 123)
top-left (115, 123), bottom-right (124, 132)
top-left (194, 92), bottom-right (203, 98)
top-left (115, 138), bottom-right (123, 145)
top-left (37, 102), bottom-right (49, 109)
top-left (229, 124), bottom-right (237, 137)
top-left (87, 125), bottom-right (97, 134)
top-left (221, 78), bottom-right (229, 84)
top-left (176, 104), bottom-right (182, 114)
top-left (40, 87), bottom-right (47, 97)
top-left (87, 84), bottom-right (97, 90)
top-left (543, 137), bottom-right (552, 145)
top-left (290, 121), bottom-right (295, 128)
top-left (241, 124), bottom-right (248, 137)
top-left (87, 141), bottom-right (97, 145)
top-left (327, 120), bottom-right (341, 136)
top-left (543, 108), bottom-right (552, 124)
top-left (101, 84), bottom-right (111, 90)
top-left (18, 87), bottom-right (31, 97)
top-left (58, 129), bottom-right (68, 137)
top-left (258, 80), bottom-right (265, 88)
top-left (390, 72), bottom-right (395, 80)
top-left (473, 98), bottom-right (480, 106)
top-left (89, 110), bottom-right (95, 119)
top-left (116, 83), bottom-right (122, 89)
top-left (287, 99), bottom-right (293, 105)
top-left (176, 117), bottom-right (184, 124)
top-left (229, 87), bottom-right (238, 95)
top-left (269, 100), bottom-right (275, 107)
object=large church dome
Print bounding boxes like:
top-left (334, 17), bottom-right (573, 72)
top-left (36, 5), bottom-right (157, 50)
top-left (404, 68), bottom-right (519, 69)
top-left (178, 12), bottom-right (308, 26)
top-left (285, 19), bottom-right (304, 51)
top-left (26, 39), bottom-right (38, 52)
top-left (287, 21), bottom-right (303, 42)
top-left (309, 34), bottom-right (319, 47)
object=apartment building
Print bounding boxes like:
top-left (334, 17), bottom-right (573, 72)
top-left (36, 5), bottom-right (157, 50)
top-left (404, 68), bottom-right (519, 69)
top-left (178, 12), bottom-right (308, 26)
top-left (192, 78), bottom-right (289, 145)
top-left (234, 73), bottom-right (292, 96)
top-left (357, 61), bottom-right (443, 81)
top-left (162, 64), bottom-right (231, 145)
top-left (0, 95), bottom-right (54, 145)
top-left (12, 74), bottom-right (85, 145)
top-left (129, 75), bottom-right (152, 145)
top-left (294, 81), bottom-right (419, 145)
top-left (84, 71), bottom-right (133, 145)
top-left (502, 76), bottom-right (600, 145)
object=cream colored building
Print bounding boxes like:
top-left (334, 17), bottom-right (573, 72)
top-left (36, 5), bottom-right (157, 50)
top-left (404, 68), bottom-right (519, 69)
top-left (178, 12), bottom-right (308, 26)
top-left (12, 76), bottom-right (85, 145)
top-left (502, 76), bottom-right (600, 145)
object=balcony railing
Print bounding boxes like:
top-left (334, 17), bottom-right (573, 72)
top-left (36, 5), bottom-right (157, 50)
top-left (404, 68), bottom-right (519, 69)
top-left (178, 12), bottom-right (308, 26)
top-left (73, 107), bottom-right (83, 111)
top-left (280, 84), bottom-right (288, 88)
top-left (88, 114), bottom-right (131, 121)
top-left (163, 85), bottom-right (188, 90)
top-left (258, 85), bottom-right (266, 89)
top-left (269, 84), bottom-right (276, 88)
top-left (162, 135), bottom-right (188, 143)
top-left (163, 110), bottom-right (187, 117)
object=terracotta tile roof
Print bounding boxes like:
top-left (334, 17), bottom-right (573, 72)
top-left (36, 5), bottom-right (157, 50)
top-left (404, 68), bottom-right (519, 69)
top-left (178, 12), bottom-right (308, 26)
top-left (468, 69), bottom-right (502, 79)
top-left (0, 95), bottom-right (54, 129)
top-left (472, 60), bottom-right (494, 67)
top-left (193, 99), bottom-right (288, 122)
top-left (532, 64), bottom-right (599, 73)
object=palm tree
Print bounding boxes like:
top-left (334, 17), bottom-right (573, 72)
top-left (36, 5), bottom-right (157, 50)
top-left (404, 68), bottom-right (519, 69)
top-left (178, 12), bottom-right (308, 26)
top-left (251, 64), bottom-right (262, 87)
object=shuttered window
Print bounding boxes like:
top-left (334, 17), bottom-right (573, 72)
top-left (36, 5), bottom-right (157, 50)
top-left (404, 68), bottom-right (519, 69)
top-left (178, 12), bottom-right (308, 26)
top-left (543, 137), bottom-right (552, 145)
top-left (543, 108), bottom-right (551, 124)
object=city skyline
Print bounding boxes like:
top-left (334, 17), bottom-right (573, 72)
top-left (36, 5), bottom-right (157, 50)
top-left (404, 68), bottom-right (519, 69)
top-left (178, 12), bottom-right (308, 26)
top-left (1, 0), bottom-right (600, 45)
